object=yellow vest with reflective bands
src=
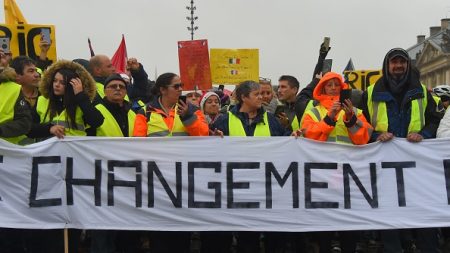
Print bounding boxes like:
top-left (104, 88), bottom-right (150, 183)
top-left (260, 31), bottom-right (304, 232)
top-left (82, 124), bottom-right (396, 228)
top-left (36, 96), bottom-right (87, 136)
top-left (305, 105), bottom-right (359, 144)
top-left (95, 104), bottom-right (136, 137)
top-left (367, 84), bottom-right (427, 133)
top-left (96, 82), bottom-right (105, 100)
top-left (299, 100), bottom-right (315, 129)
top-left (0, 81), bottom-right (28, 144)
top-left (147, 110), bottom-right (188, 137)
top-left (228, 111), bottom-right (271, 136)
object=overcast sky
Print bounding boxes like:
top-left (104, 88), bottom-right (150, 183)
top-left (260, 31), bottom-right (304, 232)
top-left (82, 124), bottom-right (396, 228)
top-left (3, 0), bottom-right (450, 87)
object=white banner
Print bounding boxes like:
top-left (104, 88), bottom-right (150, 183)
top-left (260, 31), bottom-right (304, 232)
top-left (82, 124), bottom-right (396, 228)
top-left (1, 137), bottom-right (450, 231)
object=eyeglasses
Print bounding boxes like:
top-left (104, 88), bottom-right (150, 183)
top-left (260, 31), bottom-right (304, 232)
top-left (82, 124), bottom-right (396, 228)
top-left (259, 77), bottom-right (271, 83)
top-left (168, 83), bottom-right (183, 90)
top-left (106, 84), bottom-right (126, 90)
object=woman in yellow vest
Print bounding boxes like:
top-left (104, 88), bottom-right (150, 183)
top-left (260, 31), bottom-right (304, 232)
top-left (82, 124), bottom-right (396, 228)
top-left (212, 80), bottom-right (290, 137)
top-left (302, 72), bottom-right (372, 145)
top-left (133, 72), bottom-right (209, 137)
top-left (28, 60), bottom-right (104, 139)
top-left (210, 80), bottom-right (290, 253)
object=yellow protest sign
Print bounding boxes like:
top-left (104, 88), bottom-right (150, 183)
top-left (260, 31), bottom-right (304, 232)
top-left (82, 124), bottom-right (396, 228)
top-left (210, 49), bottom-right (259, 84)
top-left (0, 24), bottom-right (57, 64)
top-left (343, 70), bottom-right (382, 90)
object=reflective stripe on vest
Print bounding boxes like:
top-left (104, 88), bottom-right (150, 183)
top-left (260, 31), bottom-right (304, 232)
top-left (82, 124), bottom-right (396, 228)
top-left (291, 115), bottom-right (299, 131)
top-left (299, 100), bottom-right (315, 129)
top-left (367, 84), bottom-right (427, 133)
top-left (146, 110), bottom-right (188, 137)
top-left (96, 82), bottom-right (105, 99)
top-left (228, 111), bottom-right (271, 136)
top-left (0, 81), bottom-right (25, 144)
top-left (95, 104), bottom-right (136, 137)
top-left (306, 105), bottom-right (360, 144)
top-left (36, 96), bottom-right (87, 136)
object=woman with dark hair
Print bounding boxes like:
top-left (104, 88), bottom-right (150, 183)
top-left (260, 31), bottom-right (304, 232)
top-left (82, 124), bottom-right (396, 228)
top-left (133, 72), bottom-right (208, 137)
top-left (133, 73), bottom-right (207, 253)
top-left (28, 60), bottom-right (104, 139)
top-left (212, 80), bottom-right (290, 137)
top-left (210, 80), bottom-right (291, 253)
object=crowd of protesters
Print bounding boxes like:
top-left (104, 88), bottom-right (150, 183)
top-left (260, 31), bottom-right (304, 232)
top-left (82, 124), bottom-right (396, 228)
top-left (2, 36), bottom-right (450, 253)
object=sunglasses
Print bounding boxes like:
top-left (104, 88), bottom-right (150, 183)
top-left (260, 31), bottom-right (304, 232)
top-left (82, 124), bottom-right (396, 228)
top-left (106, 84), bottom-right (126, 90)
top-left (259, 77), bottom-right (271, 83)
top-left (168, 83), bottom-right (183, 90)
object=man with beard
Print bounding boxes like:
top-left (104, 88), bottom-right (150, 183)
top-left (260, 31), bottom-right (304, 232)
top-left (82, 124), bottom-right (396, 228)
top-left (362, 48), bottom-right (443, 253)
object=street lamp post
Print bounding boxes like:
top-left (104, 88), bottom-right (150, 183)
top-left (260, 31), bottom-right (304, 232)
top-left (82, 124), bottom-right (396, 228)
top-left (186, 0), bottom-right (198, 40)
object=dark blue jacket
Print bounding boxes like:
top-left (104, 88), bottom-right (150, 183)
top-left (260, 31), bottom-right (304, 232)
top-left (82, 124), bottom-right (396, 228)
top-left (361, 49), bottom-right (443, 142)
top-left (211, 104), bottom-right (291, 136)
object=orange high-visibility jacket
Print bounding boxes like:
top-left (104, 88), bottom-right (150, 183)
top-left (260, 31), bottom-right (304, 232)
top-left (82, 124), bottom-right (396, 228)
top-left (302, 72), bottom-right (373, 145)
top-left (133, 99), bottom-right (209, 137)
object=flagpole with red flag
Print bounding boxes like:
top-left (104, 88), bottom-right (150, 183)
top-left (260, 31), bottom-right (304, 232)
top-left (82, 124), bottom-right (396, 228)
top-left (111, 35), bottom-right (128, 73)
top-left (88, 38), bottom-right (95, 57)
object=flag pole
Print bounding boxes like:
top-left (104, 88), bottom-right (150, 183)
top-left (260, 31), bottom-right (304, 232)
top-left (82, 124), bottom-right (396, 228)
top-left (64, 228), bottom-right (69, 253)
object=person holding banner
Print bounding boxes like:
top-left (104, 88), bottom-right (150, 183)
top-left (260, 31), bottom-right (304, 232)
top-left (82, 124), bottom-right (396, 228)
top-left (212, 80), bottom-right (291, 137)
top-left (302, 71), bottom-right (372, 252)
top-left (302, 72), bottom-right (372, 145)
top-left (91, 73), bottom-right (140, 253)
top-left (211, 80), bottom-right (294, 253)
top-left (133, 72), bottom-right (209, 137)
top-left (361, 48), bottom-right (443, 253)
top-left (27, 60), bottom-right (104, 140)
top-left (133, 72), bottom-right (208, 252)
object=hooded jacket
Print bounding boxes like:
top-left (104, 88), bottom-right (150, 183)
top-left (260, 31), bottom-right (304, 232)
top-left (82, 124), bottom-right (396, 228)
top-left (0, 67), bottom-right (32, 142)
top-left (302, 72), bottom-right (372, 145)
top-left (361, 48), bottom-right (443, 141)
top-left (28, 60), bottom-right (103, 138)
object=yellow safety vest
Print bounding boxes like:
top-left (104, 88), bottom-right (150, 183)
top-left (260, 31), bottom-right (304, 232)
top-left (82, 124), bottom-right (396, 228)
top-left (299, 100), bottom-right (315, 129)
top-left (367, 84), bottom-right (427, 133)
top-left (0, 81), bottom-right (28, 144)
top-left (96, 82), bottom-right (105, 100)
top-left (305, 105), bottom-right (360, 144)
top-left (36, 96), bottom-right (87, 136)
top-left (228, 111), bottom-right (271, 136)
top-left (146, 108), bottom-right (188, 137)
top-left (95, 103), bottom-right (136, 137)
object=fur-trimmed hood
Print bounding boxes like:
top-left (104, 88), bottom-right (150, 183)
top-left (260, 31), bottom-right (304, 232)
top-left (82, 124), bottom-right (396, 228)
top-left (0, 67), bottom-right (17, 83)
top-left (39, 60), bottom-right (97, 100)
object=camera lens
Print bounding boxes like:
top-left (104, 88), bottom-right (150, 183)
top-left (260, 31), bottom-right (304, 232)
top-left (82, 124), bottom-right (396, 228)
top-left (1, 44), bottom-right (6, 49)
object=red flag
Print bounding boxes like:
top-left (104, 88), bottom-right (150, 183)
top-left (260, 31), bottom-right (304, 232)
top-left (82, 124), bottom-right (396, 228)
top-left (111, 35), bottom-right (128, 73)
top-left (88, 38), bottom-right (95, 57)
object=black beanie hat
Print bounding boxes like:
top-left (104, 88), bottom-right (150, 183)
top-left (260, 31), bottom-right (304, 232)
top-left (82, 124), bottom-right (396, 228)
top-left (104, 73), bottom-right (126, 87)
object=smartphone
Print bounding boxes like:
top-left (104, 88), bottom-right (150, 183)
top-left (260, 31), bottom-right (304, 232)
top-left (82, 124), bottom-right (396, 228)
top-left (275, 105), bottom-right (286, 116)
top-left (0, 37), bottom-right (10, 53)
top-left (41, 28), bottom-right (51, 43)
top-left (322, 59), bottom-right (333, 74)
top-left (340, 89), bottom-right (352, 104)
top-left (323, 37), bottom-right (330, 50)
top-left (179, 95), bottom-right (187, 104)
